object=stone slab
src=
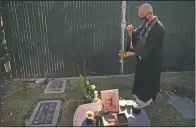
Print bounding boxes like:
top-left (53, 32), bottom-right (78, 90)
top-left (27, 100), bottom-right (62, 127)
top-left (168, 94), bottom-right (195, 119)
top-left (44, 80), bottom-right (68, 93)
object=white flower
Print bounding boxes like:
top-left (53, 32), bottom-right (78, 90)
top-left (126, 100), bottom-right (136, 106)
top-left (94, 93), bottom-right (98, 98)
top-left (119, 100), bottom-right (127, 106)
top-left (94, 90), bottom-right (98, 95)
top-left (86, 80), bottom-right (90, 85)
top-left (90, 85), bottom-right (96, 90)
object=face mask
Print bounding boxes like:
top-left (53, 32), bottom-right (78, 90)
top-left (140, 13), bottom-right (149, 22)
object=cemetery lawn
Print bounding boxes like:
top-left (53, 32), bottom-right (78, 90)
top-left (1, 71), bottom-right (195, 127)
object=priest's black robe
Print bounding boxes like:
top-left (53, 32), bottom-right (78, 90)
top-left (126, 20), bottom-right (165, 102)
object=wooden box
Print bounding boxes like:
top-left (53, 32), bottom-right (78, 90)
top-left (101, 113), bottom-right (128, 127)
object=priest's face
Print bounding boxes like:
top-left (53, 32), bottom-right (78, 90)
top-left (138, 8), bottom-right (151, 22)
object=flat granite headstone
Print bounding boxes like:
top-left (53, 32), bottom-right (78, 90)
top-left (27, 100), bottom-right (62, 127)
top-left (44, 80), bottom-right (68, 93)
top-left (168, 94), bottom-right (195, 119)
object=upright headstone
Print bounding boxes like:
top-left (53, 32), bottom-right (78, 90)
top-left (27, 100), bottom-right (62, 127)
top-left (44, 80), bottom-right (68, 93)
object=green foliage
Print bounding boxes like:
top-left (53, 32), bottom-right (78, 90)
top-left (78, 61), bottom-right (100, 103)
top-left (85, 80), bottom-right (94, 102)
top-left (83, 61), bottom-right (86, 77)
top-left (79, 74), bottom-right (86, 94)
top-left (78, 61), bottom-right (93, 102)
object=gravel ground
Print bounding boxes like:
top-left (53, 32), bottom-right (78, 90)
top-left (1, 71), bottom-right (195, 127)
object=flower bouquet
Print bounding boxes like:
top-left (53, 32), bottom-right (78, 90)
top-left (79, 74), bottom-right (101, 103)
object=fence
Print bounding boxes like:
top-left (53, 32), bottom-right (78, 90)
top-left (3, 1), bottom-right (195, 78)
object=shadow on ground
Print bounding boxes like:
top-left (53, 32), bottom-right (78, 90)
top-left (1, 71), bottom-right (195, 127)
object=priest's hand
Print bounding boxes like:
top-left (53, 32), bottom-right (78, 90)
top-left (126, 24), bottom-right (134, 34)
top-left (126, 24), bottom-right (134, 31)
top-left (119, 51), bottom-right (135, 63)
top-left (119, 51), bottom-right (125, 63)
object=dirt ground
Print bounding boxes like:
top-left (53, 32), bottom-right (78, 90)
top-left (1, 71), bottom-right (195, 126)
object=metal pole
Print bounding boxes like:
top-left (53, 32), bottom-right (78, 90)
top-left (120, 1), bottom-right (126, 74)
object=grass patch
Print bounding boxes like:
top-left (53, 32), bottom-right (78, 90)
top-left (57, 100), bottom-right (85, 126)
top-left (1, 72), bottom-right (195, 127)
top-left (1, 81), bottom-right (85, 126)
top-left (144, 98), bottom-right (195, 127)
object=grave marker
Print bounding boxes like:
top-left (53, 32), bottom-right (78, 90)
top-left (27, 100), bottom-right (62, 126)
top-left (44, 80), bottom-right (68, 93)
top-left (168, 95), bottom-right (195, 119)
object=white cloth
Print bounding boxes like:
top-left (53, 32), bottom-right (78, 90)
top-left (133, 95), bottom-right (153, 108)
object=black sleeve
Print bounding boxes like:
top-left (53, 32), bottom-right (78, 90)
top-left (125, 36), bottom-right (130, 52)
top-left (137, 26), bottom-right (165, 61)
top-left (125, 24), bottom-right (146, 52)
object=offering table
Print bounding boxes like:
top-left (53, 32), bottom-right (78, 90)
top-left (73, 102), bottom-right (151, 127)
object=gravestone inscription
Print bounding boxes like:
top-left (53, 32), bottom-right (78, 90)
top-left (44, 80), bottom-right (68, 93)
top-left (27, 100), bottom-right (62, 127)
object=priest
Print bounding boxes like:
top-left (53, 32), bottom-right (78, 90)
top-left (121, 3), bottom-right (165, 107)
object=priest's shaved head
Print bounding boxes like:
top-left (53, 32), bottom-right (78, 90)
top-left (138, 3), bottom-right (154, 22)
